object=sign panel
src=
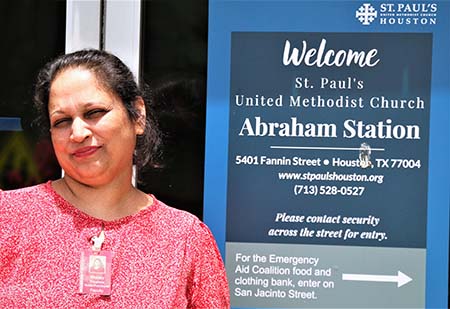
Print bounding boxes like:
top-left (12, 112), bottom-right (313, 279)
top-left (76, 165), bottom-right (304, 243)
top-left (204, 1), bottom-right (449, 308)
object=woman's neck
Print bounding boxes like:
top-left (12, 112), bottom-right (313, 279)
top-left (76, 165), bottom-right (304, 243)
top-left (52, 176), bottom-right (152, 221)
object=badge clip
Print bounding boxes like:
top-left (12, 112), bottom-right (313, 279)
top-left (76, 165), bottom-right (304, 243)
top-left (91, 224), bottom-right (105, 251)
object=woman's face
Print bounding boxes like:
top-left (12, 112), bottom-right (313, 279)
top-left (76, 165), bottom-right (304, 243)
top-left (48, 68), bottom-right (144, 186)
top-left (93, 258), bottom-right (103, 268)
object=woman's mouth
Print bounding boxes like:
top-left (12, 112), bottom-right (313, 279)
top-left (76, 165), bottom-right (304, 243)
top-left (72, 146), bottom-right (100, 158)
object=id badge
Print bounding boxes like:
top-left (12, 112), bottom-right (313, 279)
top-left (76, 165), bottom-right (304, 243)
top-left (79, 249), bottom-right (113, 295)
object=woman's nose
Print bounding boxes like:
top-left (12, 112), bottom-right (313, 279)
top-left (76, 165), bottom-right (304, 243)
top-left (70, 117), bottom-right (91, 142)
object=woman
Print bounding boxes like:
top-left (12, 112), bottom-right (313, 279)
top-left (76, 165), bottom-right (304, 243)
top-left (0, 49), bottom-right (230, 308)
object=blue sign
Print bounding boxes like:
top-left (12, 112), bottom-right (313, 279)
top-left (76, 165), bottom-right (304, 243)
top-left (0, 117), bottom-right (22, 131)
top-left (204, 1), bottom-right (449, 308)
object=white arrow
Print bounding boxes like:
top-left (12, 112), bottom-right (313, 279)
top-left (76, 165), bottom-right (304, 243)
top-left (342, 271), bottom-right (413, 287)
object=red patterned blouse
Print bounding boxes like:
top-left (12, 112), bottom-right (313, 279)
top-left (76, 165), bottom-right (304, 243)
top-left (0, 182), bottom-right (230, 308)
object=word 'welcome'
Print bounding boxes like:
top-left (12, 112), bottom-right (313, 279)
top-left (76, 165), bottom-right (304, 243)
top-left (283, 38), bottom-right (380, 67)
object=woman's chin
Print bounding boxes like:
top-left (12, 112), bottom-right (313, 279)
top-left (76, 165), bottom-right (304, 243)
top-left (64, 168), bottom-right (109, 185)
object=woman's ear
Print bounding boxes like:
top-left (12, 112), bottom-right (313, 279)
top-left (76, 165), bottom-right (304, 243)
top-left (134, 97), bottom-right (146, 135)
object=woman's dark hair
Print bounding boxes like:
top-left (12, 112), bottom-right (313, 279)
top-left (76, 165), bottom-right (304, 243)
top-left (33, 49), bottom-right (160, 170)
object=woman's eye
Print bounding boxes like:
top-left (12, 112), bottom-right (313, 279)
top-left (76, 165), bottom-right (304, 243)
top-left (52, 118), bottom-right (70, 128)
top-left (86, 109), bottom-right (107, 118)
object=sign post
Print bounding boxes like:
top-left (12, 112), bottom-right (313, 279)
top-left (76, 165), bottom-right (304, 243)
top-left (204, 1), bottom-right (449, 308)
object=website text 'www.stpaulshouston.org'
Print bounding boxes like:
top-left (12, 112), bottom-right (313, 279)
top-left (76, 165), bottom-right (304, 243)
top-left (278, 171), bottom-right (384, 184)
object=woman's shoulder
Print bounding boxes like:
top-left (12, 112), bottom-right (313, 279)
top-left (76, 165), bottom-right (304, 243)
top-left (152, 198), bottom-right (201, 225)
top-left (1, 181), bottom-right (50, 198)
top-left (0, 182), bottom-right (53, 211)
top-left (149, 197), bottom-right (212, 236)
top-left (0, 183), bottom-right (53, 233)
